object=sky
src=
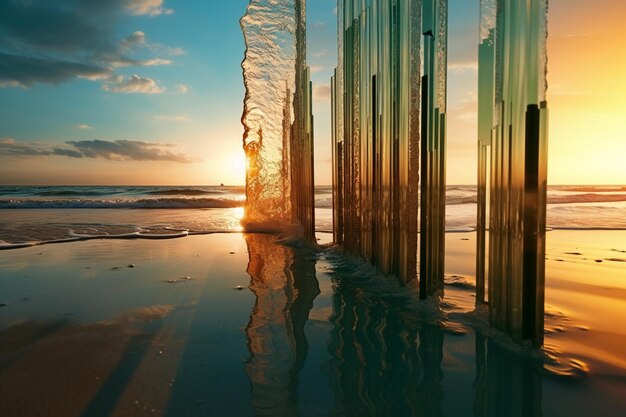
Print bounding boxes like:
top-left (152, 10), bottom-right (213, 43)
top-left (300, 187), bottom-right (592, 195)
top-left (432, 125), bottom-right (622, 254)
top-left (0, 0), bottom-right (624, 186)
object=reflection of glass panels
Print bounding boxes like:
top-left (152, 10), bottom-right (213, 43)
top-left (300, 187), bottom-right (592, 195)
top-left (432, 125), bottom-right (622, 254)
top-left (327, 276), bottom-right (444, 416)
top-left (473, 334), bottom-right (543, 417)
top-left (241, 0), bottom-right (315, 239)
top-left (476, 0), bottom-right (549, 348)
top-left (244, 234), bottom-right (320, 416)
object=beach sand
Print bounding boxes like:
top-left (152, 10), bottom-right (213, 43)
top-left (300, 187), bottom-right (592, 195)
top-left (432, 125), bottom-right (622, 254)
top-left (0, 231), bottom-right (625, 416)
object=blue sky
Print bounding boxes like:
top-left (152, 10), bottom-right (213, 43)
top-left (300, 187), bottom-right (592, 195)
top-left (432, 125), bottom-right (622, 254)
top-left (0, 0), bottom-right (479, 185)
top-left (1, 0), bottom-right (624, 185)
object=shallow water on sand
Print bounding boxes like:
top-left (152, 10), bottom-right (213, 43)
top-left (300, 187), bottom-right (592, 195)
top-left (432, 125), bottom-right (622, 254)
top-left (0, 232), bottom-right (625, 416)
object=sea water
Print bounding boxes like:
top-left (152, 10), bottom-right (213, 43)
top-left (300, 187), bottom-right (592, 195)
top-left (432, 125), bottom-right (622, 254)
top-left (1, 185), bottom-right (626, 247)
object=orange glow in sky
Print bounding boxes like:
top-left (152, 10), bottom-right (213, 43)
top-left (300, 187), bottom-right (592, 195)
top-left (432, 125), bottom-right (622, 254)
top-left (0, 0), bottom-right (624, 186)
top-left (546, 0), bottom-right (626, 185)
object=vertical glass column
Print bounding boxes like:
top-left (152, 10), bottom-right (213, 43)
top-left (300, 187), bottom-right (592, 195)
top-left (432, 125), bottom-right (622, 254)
top-left (476, 0), bottom-right (496, 305)
top-left (331, 0), bottom-right (422, 284)
top-left (419, 0), bottom-right (448, 298)
top-left (477, 0), bottom-right (549, 348)
top-left (240, 0), bottom-right (315, 239)
top-left (290, 0), bottom-right (316, 241)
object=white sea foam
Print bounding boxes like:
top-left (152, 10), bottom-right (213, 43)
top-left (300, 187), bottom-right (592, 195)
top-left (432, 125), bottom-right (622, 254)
top-left (0, 197), bottom-right (244, 209)
top-left (1, 186), bottom-right (626, 247)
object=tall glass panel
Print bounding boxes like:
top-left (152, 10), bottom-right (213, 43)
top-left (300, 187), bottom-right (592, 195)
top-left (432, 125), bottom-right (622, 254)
top-left (331, 0), bottom-right (425, 284)
top-left (241, 0), bottom-right (315, 239)
top-left (419, 0), bottom-right (448, 298)
top-left (476, 0), bottom-right (549, 348)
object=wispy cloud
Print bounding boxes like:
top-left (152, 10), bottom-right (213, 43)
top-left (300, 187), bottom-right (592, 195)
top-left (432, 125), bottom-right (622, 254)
top-left (153, 114), bottom-right (190, 122)
top-left (67, 140), bottom-right (196, 162)
top-left (449, 90), bottom-right (478, 125)
top-left (0, 138), bottom-right (198, 163)
top-left (448, 60), bottom-right (478, 74)
top-left (102, 74), bottom-right (165, 94)
top-left (311, 50), bottom-right (330, 58)
top-left (73, 124), bottom-right (93, 130)
top-left (126, 0), bottom-right (174, 17)
top-left (313, 84), bottom-right (331, 102)
top-left (0, 53), bottom-right (110, 87)
top-left (121, 30), bottom-right (185, 58)
top-left (310, 65), bottom-right (326, 74)
top-left (0, 138), bottom-right (52, 156)
top-left (175, 84), bottom-right (189, 94)
top-left (0, 0), bottom-right (180, 90)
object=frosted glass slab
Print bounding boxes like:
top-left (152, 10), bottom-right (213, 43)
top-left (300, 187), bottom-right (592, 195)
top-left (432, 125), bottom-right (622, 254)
top-left (241, 0), bottom-right (315, 240)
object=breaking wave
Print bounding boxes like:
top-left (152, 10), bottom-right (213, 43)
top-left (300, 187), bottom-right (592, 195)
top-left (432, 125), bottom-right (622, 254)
top-left (0, 198), bottom-right (244, 209)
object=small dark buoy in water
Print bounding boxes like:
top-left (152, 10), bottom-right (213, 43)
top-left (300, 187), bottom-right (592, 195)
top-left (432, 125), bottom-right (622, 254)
top-left (230, 251), bottom-right (236, 254)
top-left (235, 285), bottom-right (245, 291)
top-left (127, 264), bottom-right (136, 268)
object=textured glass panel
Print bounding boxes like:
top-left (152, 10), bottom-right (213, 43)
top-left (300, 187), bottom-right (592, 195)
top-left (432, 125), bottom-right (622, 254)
top-left (241, 0), bottom-right (315, 238)
top-left (419, 0), bottom-right (448, 298)
top-left (476, 0), bottom-right (549, 347)
top-left (332, 0), bottom-right (431, 286)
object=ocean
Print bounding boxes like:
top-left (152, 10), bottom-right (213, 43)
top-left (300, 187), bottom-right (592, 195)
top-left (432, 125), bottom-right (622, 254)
top-left (1, 185), bottom-right (626, 248)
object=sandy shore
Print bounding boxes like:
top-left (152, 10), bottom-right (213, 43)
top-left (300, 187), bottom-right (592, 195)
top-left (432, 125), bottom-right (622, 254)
top-left (0, 231), bottom-right (625, 416)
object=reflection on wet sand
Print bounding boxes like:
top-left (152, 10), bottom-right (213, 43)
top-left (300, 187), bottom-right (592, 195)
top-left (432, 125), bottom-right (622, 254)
top-left (3, 233), bottom-right (621, 416)
top-left (325, 276), bottom-right (444, 417)
top-left (323, 275), bottom-right (548, 417)
top-left (474, 333), bottom-right (543, 417)
top-left (244, 234), bottom-right (320, 417)
top-left (242, 237), bottom-right (548, 417)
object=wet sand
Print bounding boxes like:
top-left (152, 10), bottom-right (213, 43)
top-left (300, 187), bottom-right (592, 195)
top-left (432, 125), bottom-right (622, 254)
top-left (0, 231), bottom-right (625, 416)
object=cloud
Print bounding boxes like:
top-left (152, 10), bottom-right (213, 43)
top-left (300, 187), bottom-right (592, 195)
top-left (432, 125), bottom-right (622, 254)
top-left (126, 0), bottom-right (174, 17)
top-left (311, 50), bottom-right (330, 58)
top-left (121, 30), bottom-right (185, 58)
top-left (0, 0), bottom-right (113, 53)
top-left (0, 138), bottom-right (198, 163)
top-left (0, 138), bottom-right (51, 156)
top-left (121, 31), bottom-right (147, 49)
top-left (448, 60), bottom-right (478, 74)
top-left (73, 124), bottom-right (93, 130)
top-left (448, 90), bottom-right (478, 126)
top-left (52, 148), bottom-right (84, 158)
top-left (153, 114), bottom-right (190, 122)
top-left (102, 74), bottom-right (165, 94)
top-left (140, 58), bottom-right (172, 67)
top-left (175, 84), bottom-right (189, 94)
top-left (313, 84), bottom-right (331, 102)
top-left (67, 140), bottom-right (196, 163)
top-left (310, 65), bottom-right (326, 74)
top-left (0, 53), bottom-right (110, 87)
top-left (0, 0), bottom-right (179, 89)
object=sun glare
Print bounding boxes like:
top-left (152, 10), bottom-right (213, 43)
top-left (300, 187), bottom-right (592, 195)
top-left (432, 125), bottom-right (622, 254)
top-left (227, 152), bottom-right (246, 185)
